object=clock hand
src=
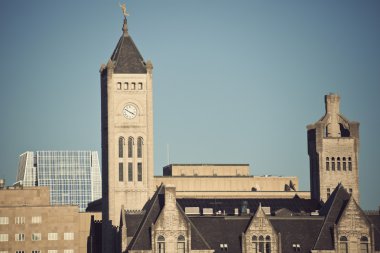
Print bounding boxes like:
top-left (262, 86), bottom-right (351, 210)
top-left (126, 110), bottom-right (135, 115)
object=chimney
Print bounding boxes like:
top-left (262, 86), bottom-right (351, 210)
top-left (325, 93), bottom-right (341, 137)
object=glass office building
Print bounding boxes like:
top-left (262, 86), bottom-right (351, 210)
top-left (16, 151), bottom-right (102, 211)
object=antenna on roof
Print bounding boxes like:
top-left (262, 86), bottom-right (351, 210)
top-left (167, 144), bottom-right (170, 165)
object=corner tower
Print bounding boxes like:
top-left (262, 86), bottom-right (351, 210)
top-left (307, 93), bottom-right (359, 203)
top-left (100, 17), bottom-right (154, 226)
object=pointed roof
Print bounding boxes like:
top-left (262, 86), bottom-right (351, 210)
top-left (110, 18), bottom-right (147, 74)
top-left (313, 184), bottom-right (350, 250)
top-left (128, 185), bottom-right (211, 251)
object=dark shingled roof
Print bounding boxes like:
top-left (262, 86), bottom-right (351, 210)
top-left (367, 214), bottom-right (380, 251)
top-left (110, 19), bottom-right (147, 74)
top-left (125, 213), bottom-right (145, 238)
top-left (313, 184), bottom-right (350, 250)
top-left (128, 185), bottom-right (211, 251)
top-left (190, 216), bottom-right (250, 253)
top-left (271, 218), bottom-right (324, 253)
top-left (177, 196), bottom-right (321, 216)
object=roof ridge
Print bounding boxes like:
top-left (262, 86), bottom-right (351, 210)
top-left (128, 184), bottom-right (164, 250)
top-left (312, 184), bottom-right (343, 250)
top-left (176, 202), bottom-right (212, 250)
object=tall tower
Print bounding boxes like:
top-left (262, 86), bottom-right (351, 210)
top-left (307, 93), bottom-right (360, 203)
top-left (100, 16), bottom-right (154, 226)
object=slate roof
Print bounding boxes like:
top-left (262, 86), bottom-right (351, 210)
top-left (177, 196), bottom-right (321, 216)
top-left (127, 185), bottom-right (211, 251)
top-left (313, 184), bottom-right (350, 250)
top-left (367, 214), bottom-right (380, 251)
top-left (190, 216), bottom-right (250, 253)
top-left (271, 218), bottom-right (323, 253)
top-left (110, 18), bottom-right (147, 74)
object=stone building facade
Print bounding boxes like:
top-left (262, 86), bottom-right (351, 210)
top-left (88, 10), bottom-right (380, 253)
top-left (0, 186), bottom-right (101, 253)
top-left (307, 93), bottom-right (360, 203)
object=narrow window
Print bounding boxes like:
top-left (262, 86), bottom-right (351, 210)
top-left (157, 235), bottom-right (165, 253)
top-left (32, 251), bottom-right (41, 253)
top-left (339, 236), bottom-right (348, 253)
top-left (117, 82), bottom-right (122, 90)
top-left (349, 188), bottom-right (352, 194)
top-left (332, 157), bottom-right (335, 171)
top-left (177, 235), bottom-right (185, 253)
top-left (131, 82), bottom-right (136, 90)
top-left (128, 163), bottom-right (133, 182)
top-left (326, 157), bottom-right (330, 171)
top-left (337, 157), bottom-right (341, 171)
top-left (360, 236), bottom-right (369, 253)
top-left (327, 188), bottom-right (331, 198)
top-left (124, 82), bottom-right (128, 90)
top-left (119, 163), bottom-right (123, 182)
top-left (119, 137), bottom-right (125, 158)
top-left (252, 235), bottom-right (258, 253)
top-left (265, 235), bottom-right (271, 253)
top-left (128, 137), bottom-right (134, 158)
top-left (138, 82), bottom-right (143, 90)
top-left (137, 137), bottom-right (143, 158)
top-left (138, 163), bottom-right (142, 182)
top-left (348, 157), bottom-right (352, 171)
top-left (258, 236), bottom-right (264, 253)
top-left (343, 157), bottom-right (346, 171)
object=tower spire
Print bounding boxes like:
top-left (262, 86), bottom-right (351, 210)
top-left (122, 17), bottom-right (128, 36)
top-left (119, 2), bottom-right (129, 36)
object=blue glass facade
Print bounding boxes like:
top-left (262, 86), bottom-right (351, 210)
top-left (16, 151), bottom-right (101, 211)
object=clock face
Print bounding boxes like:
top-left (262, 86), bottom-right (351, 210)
top-left (123, 104), bottom-right (137, 119)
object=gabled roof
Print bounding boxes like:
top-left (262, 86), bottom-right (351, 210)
top-left (190, 216), bottom-right (250, 253)
top-left (367, 214), bottom-right (380, 251)
top-left (128, 185), bottom-right (211, 251)
top-left (110, 18), bottom-right (147, 74)
top-left (128, 185), bottom-right (165, 250)
top-left (313, 184), bottom-right (350, 250)
top-left (271, 218), bottom-right (323, 253)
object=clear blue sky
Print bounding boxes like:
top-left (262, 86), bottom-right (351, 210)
top-left (0, 1), bottom-right (379, 210)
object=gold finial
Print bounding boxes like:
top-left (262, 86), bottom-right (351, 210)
top-left (119, 2), bottom-right (129, 18)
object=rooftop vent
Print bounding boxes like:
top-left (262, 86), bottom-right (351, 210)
top-left (203, 208), bottom-right (213, 216)
top-left (185, 207), bottom-right (200, 215)
top-left (262, 206), bottom-right (271, 215)
top-left (311, 210), bottom-right (319, 216)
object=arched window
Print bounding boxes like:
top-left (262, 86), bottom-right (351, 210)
top-left (259, 236), bottom-right (264, 253)
top-left (348, 157), bottom-right (352, 171)
top-left (332, 157), bottom-right (335, 171)
top-left (157, 235), bottom-right (165, 253)
top-left (252, 236), bottom-right (258, 253)
top-left (265, 235), bottom-right (271, 253)
top-left (343, 157), bottom-right (346, 171)
top-left (360, 236), bottom-right (369, 253)
top-left (128, 137), bottom-right (134, 158)
top-left (177, 235), bottom-right (185, 253)
top-left (326, 157), bottom-right (330, 171)
top-left (118, 137), bottom-right (125, 158)
top-left (137, 137), bottom-right (143, 158)
top-left (339, 236), bottom-right (348, 253)
top-left (337, 157), bottom-right (341, 171)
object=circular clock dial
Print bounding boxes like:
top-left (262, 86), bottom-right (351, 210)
top-left (123, 105), bottom-right (137, 119)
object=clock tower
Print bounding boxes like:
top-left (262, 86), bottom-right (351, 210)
top-left (100, 16), bottom-right (154, 226)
